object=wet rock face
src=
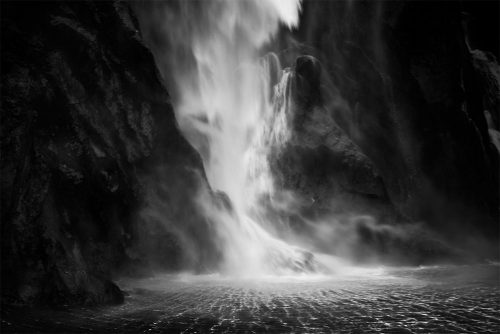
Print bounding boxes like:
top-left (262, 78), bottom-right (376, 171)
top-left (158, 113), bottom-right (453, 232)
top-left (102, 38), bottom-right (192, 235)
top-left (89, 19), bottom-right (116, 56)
top-left (470, 49), bottom-right (500, 153)
top-left (271, 56), bottom-right (389, 215)
top-left (1, 1), bottom-right (206, 305)
top-left (286, 1), bottom-right (499, 247)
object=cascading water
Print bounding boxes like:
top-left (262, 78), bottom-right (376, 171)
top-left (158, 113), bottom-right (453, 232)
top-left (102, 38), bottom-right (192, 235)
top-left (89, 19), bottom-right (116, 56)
top-left (198, 66), bottom-right (322, 275)
top-left (137, 0), bottom-right (330, 275)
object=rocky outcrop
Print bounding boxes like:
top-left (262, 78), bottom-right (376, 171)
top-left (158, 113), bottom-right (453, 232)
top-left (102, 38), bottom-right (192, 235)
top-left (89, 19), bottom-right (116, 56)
top-left (1, 1), bottom-right (207, 305)
top-left (470, 50), bottom-right (500, 154)
top-left (279, 0), bottom-right (499, 254)
top-left (271, 56), bottom-right (389, 215)
top-left (269, 55), bottom-right (456, 264)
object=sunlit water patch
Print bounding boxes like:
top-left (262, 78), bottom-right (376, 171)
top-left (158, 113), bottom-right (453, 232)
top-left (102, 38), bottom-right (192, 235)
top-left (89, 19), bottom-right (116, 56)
top-left (2, 265), bottom-right (499, 333)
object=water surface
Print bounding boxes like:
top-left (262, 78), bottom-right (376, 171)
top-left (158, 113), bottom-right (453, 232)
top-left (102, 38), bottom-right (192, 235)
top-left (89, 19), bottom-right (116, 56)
top-left (2, 264), bottom-right (499, 333)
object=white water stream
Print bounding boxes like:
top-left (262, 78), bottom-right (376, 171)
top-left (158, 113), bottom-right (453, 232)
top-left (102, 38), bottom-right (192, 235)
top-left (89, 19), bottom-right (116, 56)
top-left (153, 0), bottom-right (342, 275)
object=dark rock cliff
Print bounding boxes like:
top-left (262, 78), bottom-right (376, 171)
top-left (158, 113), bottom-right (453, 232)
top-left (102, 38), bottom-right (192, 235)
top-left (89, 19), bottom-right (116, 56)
top-left (1, 1), bottom-right (208, 305)
top-left (270, 55), bottom-right (455, 264)
top-left (275, 0), bottom-right (499, 256)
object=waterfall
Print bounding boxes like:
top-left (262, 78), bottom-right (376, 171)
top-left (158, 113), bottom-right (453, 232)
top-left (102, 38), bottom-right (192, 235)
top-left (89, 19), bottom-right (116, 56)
top-left (168, 0), bottom-right (300, 214)
top-left (197, 66), bottom-right (321, 275)
top-left (136, 0), bottom-right (332, 275)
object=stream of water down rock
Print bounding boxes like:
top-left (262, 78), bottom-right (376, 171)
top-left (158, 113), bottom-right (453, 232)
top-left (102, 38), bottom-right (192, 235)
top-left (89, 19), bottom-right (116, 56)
top-left (2, 264), bottom-right (499, 333)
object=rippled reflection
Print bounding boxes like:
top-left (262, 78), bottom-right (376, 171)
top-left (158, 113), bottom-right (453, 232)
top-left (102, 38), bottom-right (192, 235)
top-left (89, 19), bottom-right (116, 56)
top-left (2, 265), bottom-right (499, 333)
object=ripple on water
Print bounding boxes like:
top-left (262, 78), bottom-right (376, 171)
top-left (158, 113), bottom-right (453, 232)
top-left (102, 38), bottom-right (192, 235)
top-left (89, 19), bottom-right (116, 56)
top-left (1, 265), bottom-right (499, 333)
